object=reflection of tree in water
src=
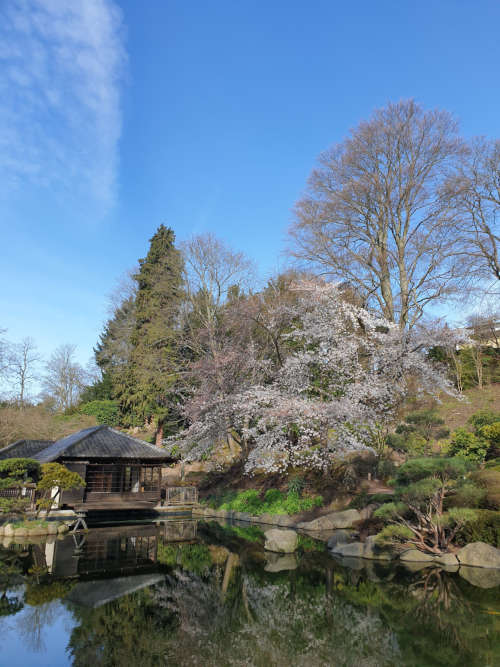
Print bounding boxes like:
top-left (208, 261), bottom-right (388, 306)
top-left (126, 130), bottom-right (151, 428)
top-left (0, 547), bottom-right (24, 618)
top-left (0, 533), bottom-right (499, 666)
top-left (67, 588), bottom-right (177, 667)
top-left (339, 565), bottom-right (500, 667)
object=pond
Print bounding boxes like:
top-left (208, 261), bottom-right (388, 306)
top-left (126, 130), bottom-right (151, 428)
top-left (0, 518), bottom-right (498, 666)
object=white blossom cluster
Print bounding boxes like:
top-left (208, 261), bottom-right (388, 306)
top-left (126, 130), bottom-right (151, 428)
top-left (165, 281), bottom-right (457, 473)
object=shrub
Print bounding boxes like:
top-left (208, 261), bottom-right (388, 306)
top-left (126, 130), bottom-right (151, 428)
top-left (217, 487), bottom-right (323, 516)
top-left (480, 422), bottom-right (500, 459)
top-left (470, 468), bottom-right (500, 509)
top-left (264, 489), bottom-right (282, 504)
top-left (79, 400), bottom-right (120, 426)
top-left (375, 458), bottom-right (477, 554)
top-left (0, 458), bottom-right (41, 487)
top-left (375, 524), bottom-right (413, 546)
top-left (448, 481), bottom-right (486, 508)
top-left (468, 410), bottom-right (500, 434)
top-left (287, 476), bottom-right (306, 497)
top-left (448, 428), bottom-right (489, 462)
top-left (455, 509), bottom-right (500, 548)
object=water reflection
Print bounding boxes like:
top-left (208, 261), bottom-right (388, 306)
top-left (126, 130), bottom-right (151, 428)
top-left (0, 519), bottom-right (498, 666)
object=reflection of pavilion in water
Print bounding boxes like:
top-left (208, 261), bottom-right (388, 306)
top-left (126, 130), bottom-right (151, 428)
top-left (46, 520), bottom-right (197, 579)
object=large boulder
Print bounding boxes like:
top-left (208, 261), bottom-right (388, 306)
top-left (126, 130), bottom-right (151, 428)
top-left (435, 552), bottom-right (459, 567)
top-left (264, 529), bottom-right (298, 553)
top-left (275, 515), bottom-right (296, 528)
top-left (332, 541), bottom-right (365, 558)
top-left (298, 509), bottom-right (361, 531)
top-left (459, 565), bottom-right (500, 589)
top-left (457, 542), bottom-right (500, 569)
top-left (327, 530), bottom-right (357, 550)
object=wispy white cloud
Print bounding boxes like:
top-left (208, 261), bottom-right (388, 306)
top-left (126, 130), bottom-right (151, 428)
top-left (0, 0), bottom-right (125, 215)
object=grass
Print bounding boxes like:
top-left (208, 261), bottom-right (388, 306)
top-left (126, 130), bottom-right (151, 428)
top-left (433, 384), bottom-right (500, 433)
top-left (207, 488), bottom-right (323, 516)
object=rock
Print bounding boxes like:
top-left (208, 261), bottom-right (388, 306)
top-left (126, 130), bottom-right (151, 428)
top-left (264, 528), bottom-right (298, 553)
top-left (359, 504), bottom-right (377, 521)
top-left (327, 530), bottom-right (357, 550)
top-left (400, 549), bottom-right (437, 563)
top-left (457, 542), bottom-right (500, 569)
top-left (0, 525), bottom-right (4, 536)
top-left (332, 541), bottom-right (365, 557)
top-left (13, 527), bottom-right (27, 537)
top-left (459, 565), bottom-right (500, 589)
top-left (362, 535), bottom-right (393, 560)
top-left (435, 552), bottom-right (459, 567)
top-left (234, 512), bottom-right (251, 522)
top-left (57, 524), bottom-right (69, 534)
top-left (3, 524), bottom-right (15, 537)
top-left (192, 507), bottom-right (204, 516)
top-left (258, 513), bottom-right (276, 525)
top-left (264, 553), bottom-right (298, 572)
top-left (27, 523), bottom-right (48, 535)
top-left (298, 509), bottom-right (361, 531)
top-left (275, 515), bottom-right (296, 528)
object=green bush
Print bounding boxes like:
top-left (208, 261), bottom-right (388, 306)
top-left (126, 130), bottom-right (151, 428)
top-left (394, 457), bottom-right (470, 486)
top-left (0, 458), bottom-right (41, 487)
top-left (79, 400), bottom-right (120, 426)
top-left (448, 481), bottom-right (486, 508)
top-left (468, 410), bottom-right (500, 434)
top-left (455, 510), bottom-right (500, 548)
top-left (480, 422), bottom-right (500, 459)
top-left (216, 487), bottom-right (323, 516)
top-left (448, 428), bottom-right (488, 462)
top-left (264, 488), bottom-right (282, 504)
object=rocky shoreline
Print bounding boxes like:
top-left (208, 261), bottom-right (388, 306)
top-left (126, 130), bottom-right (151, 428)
top-left (196, 506), bottom-right (500, 572)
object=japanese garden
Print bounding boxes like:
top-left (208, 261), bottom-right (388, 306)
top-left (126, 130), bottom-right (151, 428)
top-left (0, 2), bottom-right (499, 665)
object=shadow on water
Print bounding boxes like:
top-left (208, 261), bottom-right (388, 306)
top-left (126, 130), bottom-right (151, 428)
top-left (0, 518), bottom-right (499, 666)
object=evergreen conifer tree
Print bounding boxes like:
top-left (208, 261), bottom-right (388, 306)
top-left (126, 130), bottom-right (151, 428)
top-left (126, 225), bottom-right (185, 441)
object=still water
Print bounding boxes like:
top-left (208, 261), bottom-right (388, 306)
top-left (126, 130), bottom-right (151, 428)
top-left (0, 518), bottom-right (498, 666)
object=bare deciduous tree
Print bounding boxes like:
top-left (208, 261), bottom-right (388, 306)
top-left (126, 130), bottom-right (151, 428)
top-left (8, 337), bottom-right (41, 406)
top-left (42, 344), bottom-right (86, 412)
top-left (450, 138), bottom-right (500, 287)
top-left (177, 234), bottom-right (257, 450)
top-left (290, 100), bottom-right (465, 328)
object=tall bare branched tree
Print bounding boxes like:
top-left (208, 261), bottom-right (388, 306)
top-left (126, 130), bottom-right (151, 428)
top-left (290, 100), bottom-right (465, 328)
top-left (8, 337), bottom-right (41, 406)
top-left (449, 138), bottom-right (500, 288)
top-left (42, 344), bottom-right (86, 412)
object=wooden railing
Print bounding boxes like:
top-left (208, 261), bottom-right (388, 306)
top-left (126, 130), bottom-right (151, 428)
top-left (0, 485), bottom-right (36, 509)
top-left (165, 486), bottom-right (198, 506)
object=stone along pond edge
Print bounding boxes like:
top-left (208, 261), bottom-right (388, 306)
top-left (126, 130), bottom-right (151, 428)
top-left (195, 506), bottom-right (500, 570)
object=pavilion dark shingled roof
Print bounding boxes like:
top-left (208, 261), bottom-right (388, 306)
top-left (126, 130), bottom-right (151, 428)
top-left (0, 439), bottom-right (54, 460)
top-left (31, 425), bottom-right (170, 463)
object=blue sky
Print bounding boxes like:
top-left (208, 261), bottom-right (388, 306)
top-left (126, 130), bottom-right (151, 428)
top-left (1, 0), bottom-right (500, 372)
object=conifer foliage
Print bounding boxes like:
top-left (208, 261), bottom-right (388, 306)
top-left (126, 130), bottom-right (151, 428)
top-left (95, 226), bottom-right (184, 439)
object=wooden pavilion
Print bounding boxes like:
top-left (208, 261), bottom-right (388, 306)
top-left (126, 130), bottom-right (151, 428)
top-left (0, 426), bottom-right (174, 511)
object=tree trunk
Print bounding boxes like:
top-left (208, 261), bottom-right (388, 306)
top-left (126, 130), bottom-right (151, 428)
top-left (155, 422), bottom-right (164, 446)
